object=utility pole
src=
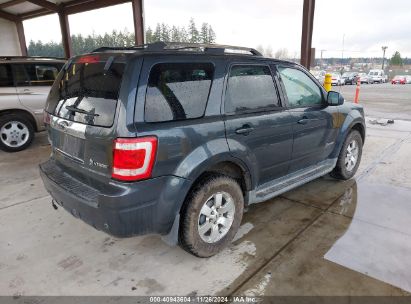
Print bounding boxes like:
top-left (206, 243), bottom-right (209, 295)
top-left (320, 49), bottom-right (326, 67)
top-left (382, 46), bottom-right (388, 70)
top-left (341, 34), bottom-right (345, 73)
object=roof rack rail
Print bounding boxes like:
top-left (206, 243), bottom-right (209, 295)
top-left (0, 55), bottom-right (65, 60)
top-left (92, 42), bottom-right (263, 56)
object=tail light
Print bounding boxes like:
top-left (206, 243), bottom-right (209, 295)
top-left (43, 111), bottom-right (51, 125)
top-left (112, 137), bottom-right (157, 181)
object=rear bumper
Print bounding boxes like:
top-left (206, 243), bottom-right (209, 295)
top-left (39, 159), bottom-right (191, 237)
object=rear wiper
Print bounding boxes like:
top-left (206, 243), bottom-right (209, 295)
top-left (65, 105), bottom-right (100, 117)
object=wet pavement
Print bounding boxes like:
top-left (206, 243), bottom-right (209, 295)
top-left (1, 118), bottom-right (411, 297)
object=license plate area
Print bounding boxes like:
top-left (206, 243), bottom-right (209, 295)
top-left (54, 133), bottom-right (85, 163)
top-left (50, 117), bottom-right (86, 163)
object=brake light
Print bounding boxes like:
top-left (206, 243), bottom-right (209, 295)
top-left (77, 55), bottom-right (100, 64)
top-left (112, 137), bottom-right (157, 181)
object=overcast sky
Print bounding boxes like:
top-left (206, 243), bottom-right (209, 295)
top-left (23, 0), bottom-right (411, 58)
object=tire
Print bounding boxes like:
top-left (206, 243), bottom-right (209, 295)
top-left (179, 174), bottom-right (244, 257)
top-left (331, 130), bottom-right (363, 180)
top-left (0, 114), bottom-right (35, 152)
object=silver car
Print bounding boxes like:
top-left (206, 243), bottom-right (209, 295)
top-left (0, 57), bottom-right (65, 152)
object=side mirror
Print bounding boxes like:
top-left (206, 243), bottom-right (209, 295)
top-left (327, 91), bottom-right (344, 106)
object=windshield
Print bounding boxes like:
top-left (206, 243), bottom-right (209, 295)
top-left (46, 55), bottom-right (126, 127)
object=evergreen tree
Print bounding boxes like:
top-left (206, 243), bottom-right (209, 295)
top-left (27, 19), bottom-right (217, 57)
top-left (207, 26), bottom-right (216, 43)
top-left (160, 23), bottom-right (170, 42)
top-left (188, 18), bottom-right (199, 43)
top-left (153, 24), bottom-right (162, 42)
top-left (146, 27), bottom-right (154, 43)
top-left (170, 26), bottom-right (180, 42)
top-left (390, 51), bottom-right (403, 66)
top-left (200, 23), bottom-right (209, 43)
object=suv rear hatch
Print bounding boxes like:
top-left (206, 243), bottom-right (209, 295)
top-left (44, 53), bottom-right (128, 183)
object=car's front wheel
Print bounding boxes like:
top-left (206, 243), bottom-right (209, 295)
top-left (331, 130), bottom-right (363, 180)
top-left (0, 114), bottom-right (34, 152)
top-left (179, 175), bottom-right (244, 257)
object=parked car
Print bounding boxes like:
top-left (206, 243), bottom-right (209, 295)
top-left (368, 69), bottom-right (387, 83)
top-left (359, 73), bottom-right (372, 84)
top-left (406, 75), bottom-right (411, 84)
top-left (342, 72), bottom-right (359, 85)
top-left (311, 70), bottom-right (326, 85)
top-left (391, 75), bottom-right (407, 84)
top-left (331, 73), bottom-right (344, 86)
top-left (0, 57), bottom-right (65, 152)
top-left (39, 42), bottom-right (366, 257)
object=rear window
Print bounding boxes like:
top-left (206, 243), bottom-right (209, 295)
top-left (144, 63), bottom-right (214, 122)
top-left (46, 56), bottom-right (125, 127)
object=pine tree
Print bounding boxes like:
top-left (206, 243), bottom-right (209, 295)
top-left (200, 23), bottom-right (209, 43)
top-left (153, 24), bottom-right (162, 42)
top-left (188, 18), bottom-right (199, 43)
top-left (146, 27), bottom-right (154, 43)
top-left (160, 23), bottom-right (170, 42)
top-left (170, 26), bottom-right (180, 42)
top-left (207, 26), bottom-right (216, 43)
top-left (390, 51), bottom-right (403, 66)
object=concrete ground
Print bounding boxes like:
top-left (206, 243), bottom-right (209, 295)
top-left (1, 117), bottom-right (411, 297)
top-left (338, 83), bottom-right (411, 121)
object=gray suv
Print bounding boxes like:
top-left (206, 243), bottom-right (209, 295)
top-left (0, 57), bottom-right (65, 152)
top-left (40, 43), bottom-right (365, 257)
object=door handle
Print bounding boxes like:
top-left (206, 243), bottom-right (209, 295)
top-left (297, 118), bottom-right (309, 125)
top-left (235, 125), bottom-right (254, 135)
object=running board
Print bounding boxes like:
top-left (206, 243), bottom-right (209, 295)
top-left (247, 158), bottom-right (337, 205)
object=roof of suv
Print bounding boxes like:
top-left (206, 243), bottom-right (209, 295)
top-left (0, 56), bottom-right (66, 64)
top-left (88, 42), bottom-right (297, 66)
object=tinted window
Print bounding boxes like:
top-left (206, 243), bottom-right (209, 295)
top-left (0, 64), bottom-right (12, 87)
top-left (225, 65), bottom-right (279, 113)
top-left (46, 58), bottom-right (125, 127)
top-left (278, 66), bottom-right (323, 107)
top-left (14, 63), bottom-right (62, 86)
top-left (145, 63), bottom-right (214, 122)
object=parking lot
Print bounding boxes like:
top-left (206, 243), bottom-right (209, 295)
top-left (1, 85), bottom-right (411, 298)
top-left (338, 83), bottom-right (411, 121)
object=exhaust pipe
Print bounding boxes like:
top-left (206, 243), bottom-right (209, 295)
top-left (51, 199), bottom-right (58, 210)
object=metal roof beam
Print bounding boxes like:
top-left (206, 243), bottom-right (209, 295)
top-left (0, 9), bottom-right (18, 21)
top-left (0, 0), bottom-right (25, 9)
top-left (64, 0), bottom-right (130, 15)
top-left (26, 0), bottom-right (59, 12)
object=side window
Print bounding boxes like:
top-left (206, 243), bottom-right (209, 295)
top-left (145, 63), bottom-right (214, 122)
top-left (13, 64), bottom-right (29, 86)
top-left (25, 64), bottom-right (59, 86)
top-left (14, 64), bottom-right (60, 86)
top-left (278, 66), bottom-right (323, 107)
top-left (225, 65), bottom-right (279, 113)
top-left (0, 64), bottom-right (13, 87)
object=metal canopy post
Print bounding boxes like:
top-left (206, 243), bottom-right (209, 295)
top-left (132, 0), bottom-right (144, 45)
top-left (300, 0), bottom-right (315, 69)
top-left (58, 10), bottom-right (73, 59)
top-left (15, 19), bottom-right (27, 56)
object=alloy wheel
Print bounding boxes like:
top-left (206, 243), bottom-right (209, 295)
top-left (0, 121), bottom-right (30, 148)
top-left (197, 192), bottom-right (235, 243)
top-left (345, 139), bottom-right (359, 172)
